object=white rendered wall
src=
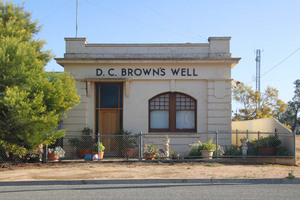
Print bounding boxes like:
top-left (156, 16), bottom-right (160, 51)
top-left (56, 37), bottom-right (240, 156)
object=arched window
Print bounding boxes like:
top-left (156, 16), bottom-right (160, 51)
top-left (149, 92), bottom-right (196, 132)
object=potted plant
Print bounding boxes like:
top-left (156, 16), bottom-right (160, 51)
top-left (117, 130), bottom-right (138, 158)
top-left (93, 142), bottom-right (105, 159)
top-left (188, 140), bottom-right (202, 158)
top-left (48, 146), bottom-right (65, 161)
top-left (199, 138), bottom-right (216, 159)
top-left (79, 127), bottom-right (94, 158)
top-left (254, 135), bottom-right (281, 156)
top-left (68, 137), bottom-right (80, 158)
top-left (143, 144), bottom-right (159, 160)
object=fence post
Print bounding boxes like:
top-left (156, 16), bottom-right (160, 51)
top-left (294, 131), bottom-right (296, 158)
top-left (258, 131), bottom-right (260, 140)
top-left (275, 128), bottom-right (278, 137)
top-left (138, 132), bottom-right (142, 161)
top-left (246, 129), bottom-right (249, 140)
top-left (97, 133), bottom-right (100, 160)
top-left (236, 129), bottom-right (238, 146)
top-left (216, 130), bottom-right (219, 159)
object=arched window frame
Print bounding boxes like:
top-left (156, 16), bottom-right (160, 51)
top-left (149, 92), bottom-right (197, 132)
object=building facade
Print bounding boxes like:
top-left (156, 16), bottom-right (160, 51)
top-left (55, 37), bottom-right (240, 156)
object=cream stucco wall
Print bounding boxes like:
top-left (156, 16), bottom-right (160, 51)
top-left (56, 37), bottom-right (240, 156)
top-left (232, 118), bottom-right (295, 156)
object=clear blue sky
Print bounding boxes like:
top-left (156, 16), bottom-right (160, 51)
top-left (11, 0), bottom-right (300, 105)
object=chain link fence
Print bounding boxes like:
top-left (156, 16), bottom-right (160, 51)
top-left (141, 131), bottom-right (295, 160)
top-left (0, 130), bottom-right (295, 162)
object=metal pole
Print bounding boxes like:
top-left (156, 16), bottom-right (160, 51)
top-left (138, 132), bottom-right (142, 161)
top-left (216, 131), bottom-right (219, 159)
top-left (97, 133), bottom-right (100, 160)
top-left (294, 131), bottom-right (296, 158)
top-left (76, 0), bottom-right (78, 38)
top-left (236, 129), bottom-right (238, 146)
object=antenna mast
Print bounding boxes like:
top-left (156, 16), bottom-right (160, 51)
top-left (255, 49), bottom-right (262, 110)
top-left (76, 0), bottom-right (78, 38)
top-left (255, 49), bottom-right (261, 93)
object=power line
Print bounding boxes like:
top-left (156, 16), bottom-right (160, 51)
top-left (84, 0), bottom-right (205, 41)
top-left (260, 47), bottom-right (300, 78)
top-left (246, 47), bottom-right (300, 85)
top-left (137, 0), bottom-right (207, 40)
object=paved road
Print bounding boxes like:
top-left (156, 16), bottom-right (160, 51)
top-left (0, 179), bottom-right (300, 200)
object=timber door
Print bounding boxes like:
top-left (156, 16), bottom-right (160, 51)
top-left (95, 83), bottom-right (123, 156)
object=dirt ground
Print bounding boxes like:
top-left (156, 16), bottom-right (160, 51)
top-left (0, 136), bottom-right (299, 181)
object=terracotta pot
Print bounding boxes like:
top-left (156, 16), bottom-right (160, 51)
top-left (200, 150), bottom-right (214, 159)
top-left (48, 153), bottom-right (58, 161)
top-left (144, 153), bottom-right (156, 160)
top-left (258, 147), bottom-right (276, 156)
top-left (80, 148), bottom-right (91, 158)
top-left (123, 148), bottom-right (134, 157)
top-left (93, 151), bottom-right (104, 160)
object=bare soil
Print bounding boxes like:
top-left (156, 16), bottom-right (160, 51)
top-left (0, 136), bottom-right (299, 181)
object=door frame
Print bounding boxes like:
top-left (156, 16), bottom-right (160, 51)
top-left (94, 82), bottom-right (124, 148)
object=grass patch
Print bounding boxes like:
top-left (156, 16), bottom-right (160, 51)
top-left (286, 172), bottom-right (296, 179)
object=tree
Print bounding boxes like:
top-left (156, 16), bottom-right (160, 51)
top-left (279, 101), bottom-right (296, 125)
top-left (232, 82), bottom-right (287, 121)
top-left (0, 1), bottom-right (80, 160)
top-left (279, 79), bottom-right (300, 132)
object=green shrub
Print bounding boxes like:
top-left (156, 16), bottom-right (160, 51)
top-left (93, 142), bottom-right (105, 152)
top-left (224, 146), bottom-right (242, 156)
top-left (254, 135), bottom-right (281, 148)
top-left (188, 145), bottom-right (201, 157)
top-left (276, 146), bottom-right (291, 156)
top-left (199, 138), bottom-right (216, 151)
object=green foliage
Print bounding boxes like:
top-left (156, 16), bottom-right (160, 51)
top-left (80, 127), bottom-right (94, 148)
top-left (276, 146), bottom-right (291, 156)
top-left (279, 79), bottom-right (300, 132)
top-left (117, 129), bottom-right (138, 148)
top-left (286, 172), bottom-right (295, 179)
top-left (223, 146), bottom-right (242, 156)
top-left (233, 82), bottom-right (287, 121)
top-left (188, 138), bottom-right (219, 158)
top-left (279, 101), bottom-right (296, 125)
top-left (188, 145), bottom-right (202, 157)
top-left (143, 144), bottom-right (159, 155)
top-left (169, 149), bottom-right (176, 157)
top-left (68, 138), bottom-right (80, 148)
top-left (254, 135), bottom-right (281, 148)
top-left (0, 1), bottom-right (80, 160)
top-left (199, 138), bottom-right (217, 151)
top-left (93, 142), bottom-right (105, 152)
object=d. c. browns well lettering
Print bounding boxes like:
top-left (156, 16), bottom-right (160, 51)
top-left (96, 67), bottom-right (198, 77)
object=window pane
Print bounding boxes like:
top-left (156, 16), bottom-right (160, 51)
top-left (176, 111), bottom-right (195, 129)
top-left (150, 111), bottom-right (169, 129)
top-left (100, 84), bottom-right (119, 108)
